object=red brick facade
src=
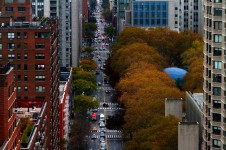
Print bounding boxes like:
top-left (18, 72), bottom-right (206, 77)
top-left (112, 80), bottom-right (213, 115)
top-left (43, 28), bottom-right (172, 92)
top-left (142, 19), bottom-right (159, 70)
top-left (0, 63), bottom-right (20, 150)
top-left (0, 0), bottom-right (32, 22)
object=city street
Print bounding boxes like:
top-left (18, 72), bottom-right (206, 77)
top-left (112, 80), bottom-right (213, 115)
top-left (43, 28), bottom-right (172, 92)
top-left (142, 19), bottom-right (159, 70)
top-left (85, 0), bottom-right (124, 150)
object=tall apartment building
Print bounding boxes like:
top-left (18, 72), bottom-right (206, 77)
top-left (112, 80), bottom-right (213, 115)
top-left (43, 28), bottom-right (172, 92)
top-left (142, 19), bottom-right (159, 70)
top-left (179, 0), bottom-right (204, 34)
top-left (203, 0), bottom-right (225, 149)
top-left (0, 63), bottom-right (20, 150)
top-left (0, 0), bottom-right (60, 148)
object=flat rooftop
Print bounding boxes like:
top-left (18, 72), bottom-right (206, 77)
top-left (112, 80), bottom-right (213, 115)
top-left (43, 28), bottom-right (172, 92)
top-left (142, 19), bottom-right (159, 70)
top-left (0, 16), bottom-right (57, 29)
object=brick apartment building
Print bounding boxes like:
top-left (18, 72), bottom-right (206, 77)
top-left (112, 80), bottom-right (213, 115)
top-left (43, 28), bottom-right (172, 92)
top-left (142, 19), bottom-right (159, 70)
top-left (0, 63), bottom-right (20, 150)
top-left (0, 0), bottom-right (60, 149)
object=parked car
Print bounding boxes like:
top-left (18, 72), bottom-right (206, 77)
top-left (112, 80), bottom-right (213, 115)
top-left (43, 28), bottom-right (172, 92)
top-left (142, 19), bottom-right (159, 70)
top-left (100, 131), bottom-right (105, 137)
top-left (91, 134), bottom-right (97, 139)
top-left (100, 122), bottom-right (105, 127)
top-left (97, 82), bottom-right (102, 86)
top-left (103, 103), bottom-right (109, 107)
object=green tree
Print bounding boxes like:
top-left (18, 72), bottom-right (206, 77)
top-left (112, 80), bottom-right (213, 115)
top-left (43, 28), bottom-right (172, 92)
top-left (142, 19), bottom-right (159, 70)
top-left (73, 79), bottom-right (97, 95)
top-left (84, 22), bottom-right (97, 39)
top-left (102, 9), bottom-right (112, 23)
top-left (104, 26), bottom-right (116, 38)
top-left (72, 71), bottom-right (96, 84)
top-left (74, 95), bottom-right (99, 114)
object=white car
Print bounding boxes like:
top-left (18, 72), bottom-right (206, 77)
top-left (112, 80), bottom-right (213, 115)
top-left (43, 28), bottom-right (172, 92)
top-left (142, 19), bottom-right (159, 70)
top-left (99, 122), bottom-right (105, 127)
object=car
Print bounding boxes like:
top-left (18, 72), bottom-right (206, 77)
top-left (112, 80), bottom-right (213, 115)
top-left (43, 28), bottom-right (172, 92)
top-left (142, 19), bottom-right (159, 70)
top-left (102, 103), bottom-right (109, 107)
top-left (92, 127), bottom-right (97, 132)
top-left (100, 131), bottom-right (105, 137)
top-left (95, 70), bottom-right (100, 75)
top-left (100, 66), bottom-right (104, 70)
top-left (91, 134), bottom-right (97, 139)
top-left (100, 141), bottom-right (106, 148)
top-left (99, 137), bottom-right (105, 142)
top-left (99, 122), bottom-right (105, 127)
top-left (92, 109), bottom-right (98, 112)
top-left (105, 90), bottom-right (110, 93)
top-left (98, 120), bottom-right (104, 125)
top-left (98, 58), bottom-right (101, 61)
top-left (97, 82), bottom-right (102, 86)
top-left (100, 127), bottom-right (105, 133)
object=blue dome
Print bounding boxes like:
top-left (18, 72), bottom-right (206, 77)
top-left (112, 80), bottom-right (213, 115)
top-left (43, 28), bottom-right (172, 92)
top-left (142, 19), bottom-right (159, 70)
top-left (163, 67), bottom-right (187, 80)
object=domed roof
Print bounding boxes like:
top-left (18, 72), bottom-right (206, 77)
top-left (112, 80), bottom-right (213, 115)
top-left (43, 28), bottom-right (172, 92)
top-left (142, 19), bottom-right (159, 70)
top-left (163, 67), bottom-right (187, 80)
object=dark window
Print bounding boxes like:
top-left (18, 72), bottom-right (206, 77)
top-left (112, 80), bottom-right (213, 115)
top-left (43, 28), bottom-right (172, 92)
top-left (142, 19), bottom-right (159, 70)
top-left (213, 87), bottom-right (221, 96)
top-left (213, 113), bottom-right (221, 122)
top-left (5, 7), bottom-right (13, 11)
top-left (213, 126), bottom-right (221, 135)
top-left (24, 64), bottom-right (28, 70)
top-left (35, 64), bottom-right (45, 71)
top-left (35, 43), bottom-right (45, 49)
top-left (35, 54), bottom-right (45, 59)
top-left (24, 75), bottom-right (28, 81)
top-left (18, 7), bottom-right (25, 11)
top-left (213, 74), bottom-right (221, 82)
top-left (213, 100), bottom-right (221, 108)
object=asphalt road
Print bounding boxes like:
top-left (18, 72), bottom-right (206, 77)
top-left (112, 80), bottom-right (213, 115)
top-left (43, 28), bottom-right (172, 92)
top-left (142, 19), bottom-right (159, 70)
top-left (85, 0), bottom-right (124, 150)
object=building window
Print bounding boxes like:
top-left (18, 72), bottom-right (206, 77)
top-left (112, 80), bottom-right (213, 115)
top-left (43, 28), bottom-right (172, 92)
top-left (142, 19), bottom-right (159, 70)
top-left (213, 100), bottom-right (221, 108)
top-left (17, 54), bottom-right (21, 60)
top-left (24, 86), bottom-right (28, 91)
top-left (35, 86), bottom-right (45, 92)
top-left (35, 75), bottom-right (45, 81)
top-left (0, 54), bottom-right (2, 59)
top-left (18, 7), bottom-right (25, 11)
top-left (17, 32), bottom-right (21, 38)
top-left (213, 74), bottom-right (221, 82)
top-left (35, 64), bottom-right (45, 71)
top-left (24, 32), bottom-right (27, 38)
top-left (0, 33), bottom-right (2, 38)
top-left (8, 43), bottom-right (15, 49)
top-left (213, 139), bottom-right (221, 148)
top-left (35, 43), bottom-right (45, 49)
top-left (5, 7), bottom-right (13, 11)
top-left (0, 43), bottom-right (2, 50)
top-left (214, 61), bottom-right (222, 69)
top-left (8, 33), bottom-right (15, 38)
top-left (214, 21), bottom-right (222, 30)
top-left (24, 75), bottom-right (28, 81)
top-left (214, 34), bottom-right (222, 43)
top-left (24, 64), bottom-right (28, 70)
top-left (214, 8), bottom-right (222, 16)
top-left (35, 32), bottom-right (50, 38)
top-left (213, 47), bottom-right (222, 56)
top-left (214, 0), bottom-right (222, 2)
top-left (8, 54), bottom-right (15, 59)
top-left (17, 86), bottom-right (21, 92)
top-left (213, 126), bottom-right (221, 135)
top-left (35, 54), bottom-right (45, 59)
top-left (17, 64), bottom-right (21, 70)
top-left (17, 75), bottom-right (21, 81)
top-left (213, 87), bottom-right (221, 96)
top-left (24, 54), bottom-right (28, 59)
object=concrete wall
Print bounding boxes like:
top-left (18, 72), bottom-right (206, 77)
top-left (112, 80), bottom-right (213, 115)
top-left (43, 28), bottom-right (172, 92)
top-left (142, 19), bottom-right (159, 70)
top-left (178, 122), bottom-right (199, 150)
top-left (165, 98), bottom-right (182, 119)
top-left (71, 0), bottom-right (81, 67)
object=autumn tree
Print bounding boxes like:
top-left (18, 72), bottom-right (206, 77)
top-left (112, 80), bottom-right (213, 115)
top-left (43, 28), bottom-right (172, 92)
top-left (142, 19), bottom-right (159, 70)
top-left (111, 43), bottom-right (166, 75)
top-left (125, 115), bottom-right (180, 150)
top-left (181, 40), bottom-right (204, 92)
top-left (112, 27), bottom-right (148, 51)
top-left (80, 59), bottom-right (97, 71)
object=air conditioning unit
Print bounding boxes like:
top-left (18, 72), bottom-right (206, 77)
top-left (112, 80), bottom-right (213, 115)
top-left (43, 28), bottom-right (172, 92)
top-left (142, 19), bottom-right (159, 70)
top-left (13, 108), bottom-right (18, 113)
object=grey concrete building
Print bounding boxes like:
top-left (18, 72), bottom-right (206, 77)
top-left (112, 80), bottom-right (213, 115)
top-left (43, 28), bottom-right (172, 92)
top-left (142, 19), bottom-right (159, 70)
top-left (165, 98), bottom-right (183, 119)
top-left (185, 91), bottom-right (203, 149)
top-left (203, 0), bottom-right (226, 149)
top-left (31, 0), bottom-right (81, 67)
top-left (178, 122), bottom-right (199, 150)
top-left (179, 0), bottom-right (204, 34)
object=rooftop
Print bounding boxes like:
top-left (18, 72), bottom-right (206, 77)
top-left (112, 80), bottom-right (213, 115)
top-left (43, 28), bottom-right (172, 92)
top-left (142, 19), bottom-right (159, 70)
top-left (0, 16), bottom-right (57, 29)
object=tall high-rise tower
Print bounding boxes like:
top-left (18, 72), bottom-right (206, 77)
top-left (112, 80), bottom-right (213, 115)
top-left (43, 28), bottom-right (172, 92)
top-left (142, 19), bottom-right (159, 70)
top-left (203, 0), bottom-right (224, 149)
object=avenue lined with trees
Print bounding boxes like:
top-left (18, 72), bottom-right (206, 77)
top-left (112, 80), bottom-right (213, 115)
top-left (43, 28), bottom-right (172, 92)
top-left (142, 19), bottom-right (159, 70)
top-left (105, 27), bottom-right (203, 149)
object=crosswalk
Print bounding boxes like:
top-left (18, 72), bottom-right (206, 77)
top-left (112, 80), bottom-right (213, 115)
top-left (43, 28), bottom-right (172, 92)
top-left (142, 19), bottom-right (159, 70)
top-left (91, 130), bottom-right (121, 133)
top-left (98, 107), bottom-right (123, 110)
top-left (89, 135), bottom-right (122, 139)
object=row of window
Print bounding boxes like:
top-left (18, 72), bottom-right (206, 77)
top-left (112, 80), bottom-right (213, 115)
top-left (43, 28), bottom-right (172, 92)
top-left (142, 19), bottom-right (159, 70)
top-left (0, 43), bottom-right (46, 50)
top-left (17, 86), bottom-right (45, 92)
top-left (5, 7), bottom-right (26, 12)
top-left (14, 64), bottom-right (45, 71)
top-left (0, 53), bottom-right (45, 60)
top-left (17, 75), bottom-right (45, 82)
top-left (0, 32), bottom-right (50, 39)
